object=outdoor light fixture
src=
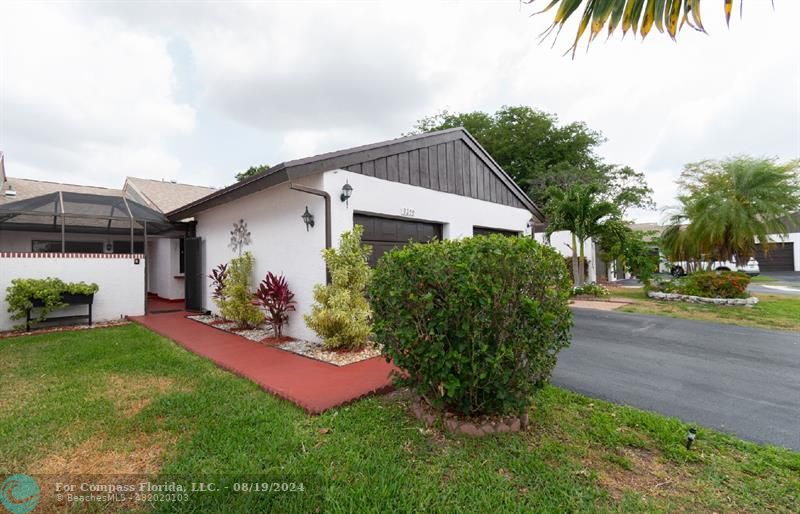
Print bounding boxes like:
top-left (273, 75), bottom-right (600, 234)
top-left (527, 217), bottom-right (536, 239)
top-left (686, 427), bottom-right (697, 450)
top-left (301, 206), bottom-right (315, 231)
top-left (340, 181), bottom-right (353, 206)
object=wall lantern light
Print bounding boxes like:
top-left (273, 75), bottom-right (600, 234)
top-left (302, 206), bottom-right (315, 231)
top-left (340, 181), bottom-right (353, 206)
top-left (527, 217), bottom-right (536, 239)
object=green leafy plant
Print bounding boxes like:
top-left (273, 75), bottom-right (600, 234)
top-left (6, 278), bottom-right (99, 323)
top-left (305, 226), bottom-right (373, 350)
top-left (572, 282), bottom-right (610, 298)
top-left (528, 1), bottom-right (750, 58)
top-left (218, 252), bottom-right (264, 329)
top-left (650, 271), bottom-right (751, 299)
top-left (546, 183), bottom-right (621, 286)
top-left (370, 234), bottom-right (573, 417)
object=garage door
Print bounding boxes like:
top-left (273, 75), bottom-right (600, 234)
top-left (754, 243), bottom-right (795, 272)
top-left (354, 213), bottom-right (442, 266)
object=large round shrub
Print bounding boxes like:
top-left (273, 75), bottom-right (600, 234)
top-left (370, 234), bottom-right (572, 416)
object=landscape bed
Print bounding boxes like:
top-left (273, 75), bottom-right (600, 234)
top-left (1, 324), bottom-right (797, 513)
top-left (186, 314), bottom-right (380, 366)
top-left (610, 288), bottom-right (800, 332)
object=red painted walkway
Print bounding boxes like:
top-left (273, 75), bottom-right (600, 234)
top-left (130, 311), bottom-right (395, 414)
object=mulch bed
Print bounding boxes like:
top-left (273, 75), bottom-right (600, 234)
top-left (409, 395), bottom-right (529, 437)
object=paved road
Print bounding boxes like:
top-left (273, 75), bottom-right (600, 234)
top-left (552, 309), bottom-right (800, 450)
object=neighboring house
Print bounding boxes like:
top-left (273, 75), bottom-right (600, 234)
top-left (168, 128), bottom-right (544, 342)
top-left (0, 166), bottom-right (215, 304)
top-left (755, 212), bottom-right (800, 272)
top-left (530, 223), bottom-right (598, 283)
top-left (603, 218), bottom-right (800, 280)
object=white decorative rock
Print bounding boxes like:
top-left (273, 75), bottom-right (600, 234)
top-left (647, 291), bottom-right (757, 307)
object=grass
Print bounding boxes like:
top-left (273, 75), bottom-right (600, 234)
top-left (749, 274), bottom-right (778, 283)
top-left (611, 288), bottom-right (800, 332)
top-left (1, 324), bottom-right (798, 512)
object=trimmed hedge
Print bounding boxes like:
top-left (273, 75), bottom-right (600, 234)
top-left (370, 235), bottom-right (572, 416)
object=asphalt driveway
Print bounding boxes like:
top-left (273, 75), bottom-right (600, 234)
top-left (749, 271), bottom-right (800, 296)
top-left (553, 308), bottom-right (800, 450)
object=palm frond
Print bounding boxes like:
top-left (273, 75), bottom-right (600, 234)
top-left (526, 0), bottom-right (765, 58)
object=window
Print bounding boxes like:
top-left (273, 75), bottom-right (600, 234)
top-left (472, 226), bottom-right (521, 237)
top-left (32, 240), bottom-right (105, 253)
top-left (179, 238), bottom-right (185, 274)
top-left (112, 240), bottom-right (145, 254)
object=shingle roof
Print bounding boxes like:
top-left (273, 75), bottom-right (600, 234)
top-left (123, 177), bottom-right (216, 214)
top-left (0, 177), bottom-right (123, 206)
top-left (629, 223), bottom-right (665, 234)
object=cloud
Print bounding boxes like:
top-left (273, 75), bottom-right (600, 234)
top-left (0, 2), bottom-right (194, 187)
top-left (1, 0), bottom-right (797, 221)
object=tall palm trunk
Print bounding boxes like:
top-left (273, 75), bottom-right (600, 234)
top-left (570, 232), bottom-right (579, 285)
top-left (577, 238), bottom-right (586, 287)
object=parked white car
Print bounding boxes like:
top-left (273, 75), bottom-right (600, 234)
top-left (667, 257), bottom-right (760, 277)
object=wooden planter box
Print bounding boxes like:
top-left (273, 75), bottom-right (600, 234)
top-left (27, 293), bottom-right (94, 331)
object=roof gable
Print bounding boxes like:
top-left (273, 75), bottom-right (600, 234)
top-left (169, 128), bottom-right (542, 219)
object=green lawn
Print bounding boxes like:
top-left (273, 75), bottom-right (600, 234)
top-left (1, 325), bottom-right (797, 512)
top-left (611, 288), bottom-right (800, 332)
top-left (749, 274), bottom-right (778, 283)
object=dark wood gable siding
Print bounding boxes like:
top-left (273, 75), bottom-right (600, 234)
top-left (168, 128), bottom-right (540, 220)
top-left (345, 137), bottom-right (526, 209)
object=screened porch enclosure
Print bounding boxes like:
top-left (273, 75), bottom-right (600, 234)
top-left (0, 191), bottom-right (180, 252)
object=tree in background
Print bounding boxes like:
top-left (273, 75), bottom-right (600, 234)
top-left (596, 220), bottom-right (659, 283)
top-left (235, 164), bottom-right (270, 182)
top-left (661, 156), bottom-right (800, 266)
top-left (409, 106), bottom-right (652, 213)
top-left (527, 0), bottom-right (748, 58)
top-left (545, 183), bottom-right (620, 286)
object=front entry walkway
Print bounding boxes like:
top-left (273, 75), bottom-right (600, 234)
top-left (130, 311), bottom-right (395, 414)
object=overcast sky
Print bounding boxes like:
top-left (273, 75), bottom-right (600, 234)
top-left (1, 0), bottom-right (798, 222)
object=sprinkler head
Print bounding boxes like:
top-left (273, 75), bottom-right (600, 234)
top-left (686, 427), bottom-right (697, 450)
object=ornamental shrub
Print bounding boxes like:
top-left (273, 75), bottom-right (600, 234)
top-left (370, 235), bottom-right (573, 417)
top-left (255, 272), bottom-right (296, 337)
top-left (208, 263), bottom-right (228, 309)
top-left (571, 282), bottom-right (610, 298)
top-left (648, 271), bottom-right (751, 299)
top-left (218, 252), bottom-right (264, 329)
top-left (6, 278), bottom-right (99, 323)
top-left (305, 225), bottom-right (373, 350)
top-left (683, 271), bottom-right (751, 299)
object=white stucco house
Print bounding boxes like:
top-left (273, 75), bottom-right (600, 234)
top-left (168, 128), bottom-right (545, 342)
top-left (533, 230), bottom-right (598, 284)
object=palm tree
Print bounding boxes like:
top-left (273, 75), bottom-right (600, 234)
top-left (527, 0), bottom-right (753, 57)
top-left (546, 184), bottom-right (620, 286)
top-left (661, 157), bottom-right (800, 266)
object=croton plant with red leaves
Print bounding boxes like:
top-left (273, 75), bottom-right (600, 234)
top-left (255, 272), bottom-right (296, 337)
